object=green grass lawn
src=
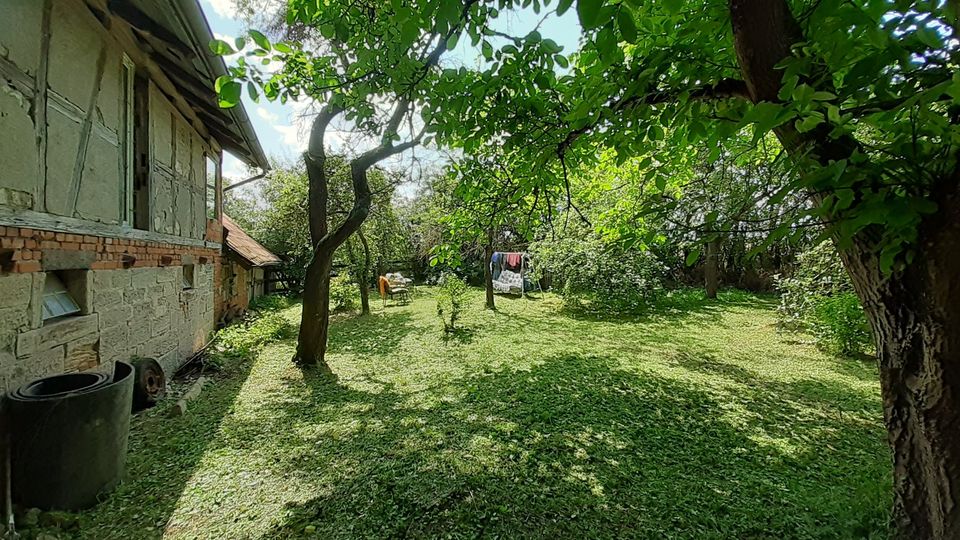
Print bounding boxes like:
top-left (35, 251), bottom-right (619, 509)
top-left (76, 288), bottom-right (890, 539)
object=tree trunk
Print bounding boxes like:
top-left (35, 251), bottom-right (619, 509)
top-left (294, 98), bottom-right (421, 372)
top-left (293, 106), bottom-right (339, 374)
top-left (839, 178), bottom-right (960, 538)
top-left (729, 1), bottom-right (960, 535)
top-left (484, 229), bottom-right (495, 310)
top-left (358, 229), bottom-right (371, 315)
top-left (295, 249), bottom-right (335, 377)
top-left (704, 238), bottom-right (719, 299)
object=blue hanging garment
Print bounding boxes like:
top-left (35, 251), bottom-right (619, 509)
top-left (492, 252), bottom-right (503, 280)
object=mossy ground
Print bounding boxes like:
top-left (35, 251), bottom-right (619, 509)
top-left (76, 288), bottom-right (890, 539)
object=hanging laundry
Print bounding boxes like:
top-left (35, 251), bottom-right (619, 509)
top-left (506, 252), bottom-right (521, 269)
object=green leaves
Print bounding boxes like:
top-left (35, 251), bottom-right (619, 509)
top-left (795, 112), bottom-right (824, 134)
top-left (217, 79), bottom-right (242, 108)
top-left (662, 0), bottom-right (684, 16)
top-left (617, 7), bottom-right (638, 43)
top-left (741, 102), bottom-right (795, 143)
top-left (685, 248), bottom-right (701, 267)
top-left (209, 39), bottom-right (235, 56)
top-left (577, 0), bottom-right (604, 29)
top-left (249, 29), bottom-right (271, 50)
top-left (446, 32), bottom-right (460, 50)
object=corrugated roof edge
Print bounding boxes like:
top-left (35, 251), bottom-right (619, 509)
top-left (174, 0), bottom-right (271, 171)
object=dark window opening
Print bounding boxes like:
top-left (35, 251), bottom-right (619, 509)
top-left (133, 74), bottom-right (151, 231)
top-left (182, 264), bottom-right (195, 290)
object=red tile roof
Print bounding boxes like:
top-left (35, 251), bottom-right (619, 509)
top-left (222, 215), bottom-right (282, 267)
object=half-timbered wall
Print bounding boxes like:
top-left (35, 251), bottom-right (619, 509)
top-left (0, 0), bottom-right (218, 236)
top-left (0, 0), bottom-right (226, 391)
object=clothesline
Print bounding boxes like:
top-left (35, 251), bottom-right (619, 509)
top-left (490, 251), bottom-right (540, 295)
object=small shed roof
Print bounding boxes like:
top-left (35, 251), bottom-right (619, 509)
top-left (222, 215), bottom-right (282, 267)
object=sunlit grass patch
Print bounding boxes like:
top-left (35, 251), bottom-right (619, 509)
top-left (76, 288), bottom-right (890, 539)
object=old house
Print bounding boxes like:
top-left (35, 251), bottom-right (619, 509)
top-left (219, 214), bottom-right (281, 322)
top-left (0, 0), bottom-right (268, 391)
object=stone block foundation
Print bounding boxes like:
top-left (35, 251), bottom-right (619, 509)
top-left (0, 227), bottom-right (219, 392)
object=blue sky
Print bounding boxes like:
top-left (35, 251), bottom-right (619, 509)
top-left (199, 0), bottom-right (582, 187)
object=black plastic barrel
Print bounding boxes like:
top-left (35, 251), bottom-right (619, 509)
top-left (8, 361), bottom-right (134, 510)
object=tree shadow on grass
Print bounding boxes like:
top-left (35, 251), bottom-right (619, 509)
top-left (440, 326), bottom-right (476, 345)
top-left (495, 292), bottom-right (543, 302)
top-left (673, 347), bottom-right (882, 417)
top-left (325, 310), bottom-right (417, 358)
top-left (558, 288), bottom-right (778, 328)
top-left (75, 357), bottom-right (257, 539)
top-left (830, 352), bottom-right (880, 384)
top-left (252, 354), bottom-right (889, 539)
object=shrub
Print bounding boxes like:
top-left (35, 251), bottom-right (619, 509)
top-left (775, 242), bottom-right (871, 357)
top-left (436, 272), bottom-right (468, 332)
top-left (811, 292), bottom-right (873, 357)
top-left (207, 310), bottom-right (297, 369)
top-left (329, 274), bottom-right (357, 312)
top-left (249, 294), bottom-right (295, 312)
top-left (531, 234), bottom-right (665, 313)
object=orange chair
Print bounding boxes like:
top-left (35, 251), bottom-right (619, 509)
top-left (378, 276), bottom-right (409, 306)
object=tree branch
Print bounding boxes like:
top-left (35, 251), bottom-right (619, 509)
top-left (557, 78), bottom-right (750, 155)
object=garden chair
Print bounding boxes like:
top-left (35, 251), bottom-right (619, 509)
top-left (378, 275), bottom-right (409, 306)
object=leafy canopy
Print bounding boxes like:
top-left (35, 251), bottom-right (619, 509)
top-left (217, 0), bottom-right (958, 274)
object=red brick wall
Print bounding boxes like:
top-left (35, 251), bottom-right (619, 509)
top-left (0, 226), bottom-right (220, 273)
top-left (205, 218), bottom-right (223, 243)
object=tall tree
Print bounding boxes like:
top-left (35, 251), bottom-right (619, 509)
top-left (436, 156), bottom-right (552, 305)
top-left (218, 0), bottom-right (959, 531)
top-left (216, 1), bottom-right (484, 372)
top-left (427, 0), bottom-right (959, 534)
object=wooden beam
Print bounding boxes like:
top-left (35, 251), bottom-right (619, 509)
top-left (78, 0), bottom-right (212, 140)
top-left (106, 0), bottom-right (196, 61)
top-left (35, 0), bottom-right (53, 213)
top-left (199, 115), bottom-right (247, 150)
top-left (0, 56), bottom-right (35, 95)
top-left (142, 40), bottom-right (215, 99)
top-left (0, 207), bottom-right (220, 249)
top-left (67, 46), bottom-right (109, 216)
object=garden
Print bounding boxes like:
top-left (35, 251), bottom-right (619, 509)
top-left (73, 288), bottom-right (889, 539)
top-left (19, 0), bottom-right (958, 537)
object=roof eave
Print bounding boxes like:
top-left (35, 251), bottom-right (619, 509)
top-left (173, 0), bottom-right (270, 171)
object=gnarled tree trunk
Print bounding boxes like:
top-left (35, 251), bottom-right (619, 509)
top-left (296, 250), bottom-right (335, 377)
top-left (840, 177), bottom-right (960, 538)
top-left (730, 0), bottom-right (960, 535)
top-left (294, 99), bottom-right (421, 373)
top-left (294, 105), bottom-right (340, 373)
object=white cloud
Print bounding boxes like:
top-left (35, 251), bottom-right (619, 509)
top-left (256, 107), bottom-right (279, 123)
top-left (272, 123), bottom-right (308, 152)
top-left (205, 0), bottom-right (239, 19)
top-left (221, 153), bottom-right (249, 180)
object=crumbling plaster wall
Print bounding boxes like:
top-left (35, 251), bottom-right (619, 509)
top-left (149, 84), bottom-right (209, 240)
top-left (0, 0), bottom-right (44, 209)
top-left (0, 263), bottom-right (214, 392)
top-left (0, 0), bottom-right (226, 391)
top-left (220, 256), bottom-right (249, 323)
top-left (0, 0), bottom-right (214, 239)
